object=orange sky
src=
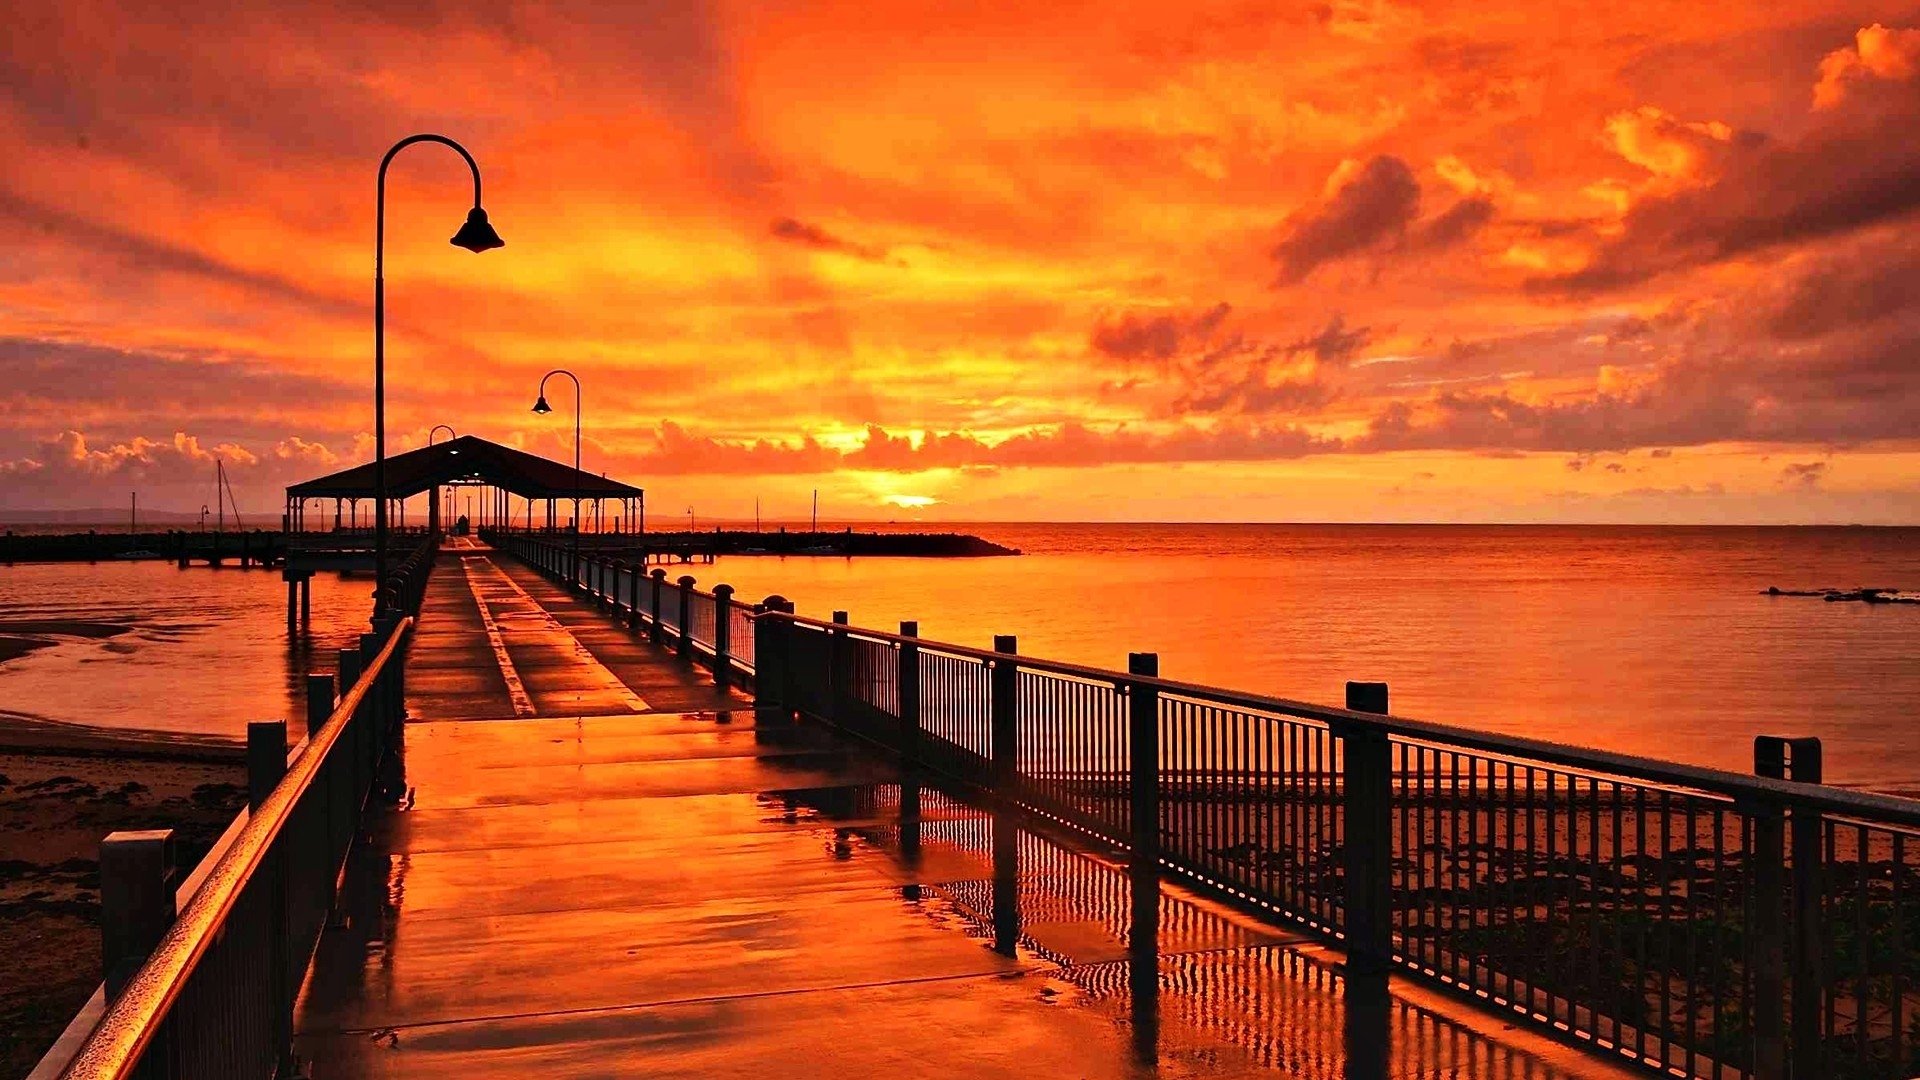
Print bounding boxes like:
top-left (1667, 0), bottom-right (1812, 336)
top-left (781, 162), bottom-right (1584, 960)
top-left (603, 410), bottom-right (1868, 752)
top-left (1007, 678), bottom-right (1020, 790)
top-left (4, 1), bottom-right (1920, 522)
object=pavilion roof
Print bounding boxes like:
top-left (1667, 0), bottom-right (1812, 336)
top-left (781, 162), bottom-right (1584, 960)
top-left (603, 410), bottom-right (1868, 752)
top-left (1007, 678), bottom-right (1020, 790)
top-left (284, 435), bottom-right (642, 501)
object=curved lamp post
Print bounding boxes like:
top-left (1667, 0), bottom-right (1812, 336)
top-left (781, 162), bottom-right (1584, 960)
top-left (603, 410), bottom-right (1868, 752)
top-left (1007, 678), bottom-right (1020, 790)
top-left (373, 134), bottom-right (503, 617)
top-left (427, 425), bottom-right (456, 535)
top-left (685, 506), bottom-right (694, 531)
top-left (532, 369), bottom-right (582, 580)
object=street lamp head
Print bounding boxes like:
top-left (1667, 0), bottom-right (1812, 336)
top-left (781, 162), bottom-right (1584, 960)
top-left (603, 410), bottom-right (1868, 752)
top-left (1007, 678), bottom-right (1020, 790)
top-left (531, 394), bottom-right (552, 415)
top-left (450, 207), bottom-right (504, 253)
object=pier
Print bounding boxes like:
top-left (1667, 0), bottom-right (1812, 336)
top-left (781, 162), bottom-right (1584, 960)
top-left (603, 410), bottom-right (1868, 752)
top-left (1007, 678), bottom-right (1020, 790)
top-left (35, 522), bottom-right (1920, 1079)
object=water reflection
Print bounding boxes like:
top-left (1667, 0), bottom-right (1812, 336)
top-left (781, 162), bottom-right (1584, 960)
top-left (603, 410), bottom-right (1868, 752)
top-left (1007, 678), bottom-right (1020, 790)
top-left (787, 777), bottom-right (1616, 1079)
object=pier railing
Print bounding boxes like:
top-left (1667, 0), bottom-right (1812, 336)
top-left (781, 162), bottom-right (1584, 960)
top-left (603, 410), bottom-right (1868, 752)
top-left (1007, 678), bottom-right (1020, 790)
top-left (487, 530), bottom-right (1920, 1080)
top-left (745, 612), bottom-right (1920, 1080)
top-left (50, 615), bottom-right (414, 1080)
top-left (488, 532), bottom-right (758, 688)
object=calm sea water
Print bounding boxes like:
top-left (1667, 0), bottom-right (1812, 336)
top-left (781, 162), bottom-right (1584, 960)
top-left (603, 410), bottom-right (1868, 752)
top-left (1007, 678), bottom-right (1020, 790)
top-left (1, 525), bottom-right (1915, 789)
top-left (0, 561), bottom-right (371, 740)
top-left (699, 524), bottom-right (1920, 790)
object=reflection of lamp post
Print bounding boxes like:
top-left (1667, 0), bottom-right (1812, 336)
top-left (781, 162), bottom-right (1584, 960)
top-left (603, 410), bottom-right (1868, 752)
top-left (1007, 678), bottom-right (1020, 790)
top-left (532, 369), bottom-right (582, 579)
top-left (373, 134), bottom-right (503, 615)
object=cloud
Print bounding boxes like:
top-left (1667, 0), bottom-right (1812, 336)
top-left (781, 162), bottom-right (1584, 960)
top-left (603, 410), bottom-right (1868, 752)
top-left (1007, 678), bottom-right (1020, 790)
top-left (0, 429), bottom-right (262, 506)
top-left (768, 217), bottom-right (896, 263)
top-left (1271, 156), bottom-right (1421, 282)
top-left (1538, 33), bottom-right (1920, 293)
top-left (1089, 303), bottom-right (1232, 362)
top-left (1780, 460), bottom-right (1829, 489)
top-left (1814, 24), bottom-right (1920, 107)
top-left (625, 419), bottom-right (1339, 475)
top-left (1601, 106), bottom-right (1747, 185)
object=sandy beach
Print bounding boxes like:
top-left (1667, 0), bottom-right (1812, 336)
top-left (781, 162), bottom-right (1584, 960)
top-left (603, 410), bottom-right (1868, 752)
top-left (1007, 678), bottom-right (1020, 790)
top-left (0, 717), bottom-right (244, 1079)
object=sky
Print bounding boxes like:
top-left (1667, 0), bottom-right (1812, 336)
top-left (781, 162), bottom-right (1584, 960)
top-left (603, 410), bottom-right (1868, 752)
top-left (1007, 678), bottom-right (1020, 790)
top-left (4, 2), bottom-right (1920, 523)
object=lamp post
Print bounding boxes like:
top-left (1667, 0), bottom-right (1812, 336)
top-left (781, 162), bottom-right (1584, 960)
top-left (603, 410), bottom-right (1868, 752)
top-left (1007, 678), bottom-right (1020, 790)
top-left (529, 372), bottom-right (579, 580)
top-left (426, 426), bottom-right (456, 534)
top-left (373, 134), bottom-right (503, 618)
top-left (199, 504), bottom-right (210, 532)
top-left (685, 506), bottom-right (694, 531)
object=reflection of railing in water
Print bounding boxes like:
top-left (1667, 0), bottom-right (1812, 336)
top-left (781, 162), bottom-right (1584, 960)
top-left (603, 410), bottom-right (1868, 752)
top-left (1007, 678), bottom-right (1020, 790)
top-left (491, 529), bottom-right (1920, 1080)
top-left (783, 779), bottom-right (1623, 1079)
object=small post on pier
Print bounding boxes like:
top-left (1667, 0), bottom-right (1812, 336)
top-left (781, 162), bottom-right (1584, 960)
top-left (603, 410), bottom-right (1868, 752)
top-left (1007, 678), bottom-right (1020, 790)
top-left (307, 673), bottom-right (335, 740)
top-left (755, 596), bottom-right (792, 710)
top-left (676, 576), bottom-right (696, 659)
top-left (991, 636), bottom-right (1018, 790)
top-left (897, 622), bottom-right (920, 758)
top-left (1128, 654), bottom-right (1160, 863)
top-left (649, 569), bottom-right (667, 645)
top-left (100, 830), bottom-right (175, 999)
top-left (248, 720), bottom-right (288, 811)
top-left (712, 584), bottom-right (734, 688)
top-left (1340, 681), bottom-right (1393, 977)
top-left (1755, 735), bottom-right (1824, 1080)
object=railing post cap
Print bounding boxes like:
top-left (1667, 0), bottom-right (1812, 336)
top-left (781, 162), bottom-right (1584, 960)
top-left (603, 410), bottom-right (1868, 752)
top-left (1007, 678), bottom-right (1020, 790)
top-left (832, 610), bottom-right (849, 625)
top-left (677, 574), bottom-right (697, 586)
top-left (650, 568), bottom-right (668, 580)
top-left (994, 634), bottom-right (1017, 653)
top-left (760, 593), bottom-right (790, 611)
top-left (900, 620), bottom-right (919, 636)
top-left (713, 583), bottom-right (734, 598)
top-left (1128, 652), bottom-right (1159, 676)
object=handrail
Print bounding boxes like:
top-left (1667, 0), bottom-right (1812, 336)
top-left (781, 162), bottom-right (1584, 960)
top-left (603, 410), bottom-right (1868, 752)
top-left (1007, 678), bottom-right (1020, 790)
top-left (58, 617), bottom-right (414, 1079)
top-left (769, 608), bottom-right (1920, 827)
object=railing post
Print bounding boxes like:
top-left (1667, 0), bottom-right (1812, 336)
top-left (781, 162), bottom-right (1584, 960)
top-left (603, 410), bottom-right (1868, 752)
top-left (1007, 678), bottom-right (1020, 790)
top-left (627, 560), bottom-right (641, 630)
top-left (828, 611), bottom-right (850, 721)
top-left (1128, 654), bottom-right (1159, 861)
top-left (677, 576), bottom-right (696, 659)
top-left (1756, 736), bottom-right (1824, 1079)
top-left (1340, 681), bottom-right (1393, 976)
top-left (1751, 797), bottom-right (1789, 1080)
top-left (649, 569), bottom-right (667, 645)
top-left (100, 829), bottom-right (175, 999)
top-left (898, 621), bottom-right (920, 758)
top-left (712, 584), bottom-right (735, 687)
top-left (991, 635), bottom-right (1018, 789)
top-left (248, 720), bottom-right (288, 811)
top-left (755, 596), bottom-right (791, 710)
top-left (306, 672), bottom-right (335, 742)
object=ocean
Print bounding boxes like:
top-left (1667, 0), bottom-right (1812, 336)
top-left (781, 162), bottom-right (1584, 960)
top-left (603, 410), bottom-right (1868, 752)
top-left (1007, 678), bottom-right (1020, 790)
top-left (2, 523), bottom-right (1915, 789)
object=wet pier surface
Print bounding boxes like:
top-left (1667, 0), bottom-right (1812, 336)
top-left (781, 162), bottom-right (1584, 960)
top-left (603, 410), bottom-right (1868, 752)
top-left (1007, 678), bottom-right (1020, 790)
top-left (291, 541), bottom-right (1639, 1078)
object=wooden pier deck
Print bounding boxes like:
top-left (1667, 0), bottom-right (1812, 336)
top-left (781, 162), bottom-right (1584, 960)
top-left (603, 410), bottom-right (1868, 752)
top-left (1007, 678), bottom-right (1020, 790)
top-left (287, 539), bottom-right (1637, 1078)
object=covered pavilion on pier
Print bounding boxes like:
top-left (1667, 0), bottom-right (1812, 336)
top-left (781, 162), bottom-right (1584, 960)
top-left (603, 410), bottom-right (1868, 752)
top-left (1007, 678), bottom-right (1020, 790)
top-left (282, 434), bottom-right (645, 536)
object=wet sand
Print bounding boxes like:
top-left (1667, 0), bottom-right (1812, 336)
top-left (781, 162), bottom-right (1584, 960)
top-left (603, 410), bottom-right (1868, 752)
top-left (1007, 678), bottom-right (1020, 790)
top-left (0, 619), bottom-right (133, 665)
top-left (0, 720), bottom-right (244, 1079)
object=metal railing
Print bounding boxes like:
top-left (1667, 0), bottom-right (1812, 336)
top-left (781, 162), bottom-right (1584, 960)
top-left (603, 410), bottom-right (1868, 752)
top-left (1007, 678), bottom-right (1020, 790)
top-left (486, 532), bottom-right (757, 690)
top-left (747, 611), bottom-right (1920, 1080)
top-left (52, 616), bottom-right (414, 1079)
top-left (480, 529), bottom-right (1920, 1079)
